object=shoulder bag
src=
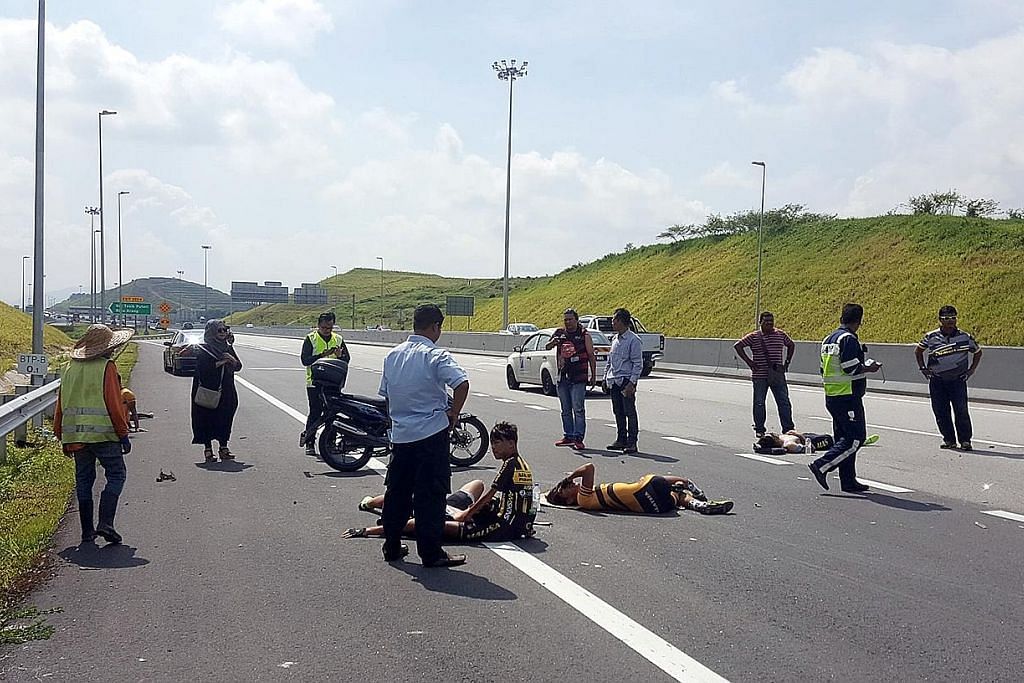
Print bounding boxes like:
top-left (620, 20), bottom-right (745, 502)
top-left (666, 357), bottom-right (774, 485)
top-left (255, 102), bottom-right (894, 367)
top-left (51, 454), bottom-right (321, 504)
top-left (194, 347), bottom-right (226, 409)
top-left (756, 332), bottom-right (787, 384)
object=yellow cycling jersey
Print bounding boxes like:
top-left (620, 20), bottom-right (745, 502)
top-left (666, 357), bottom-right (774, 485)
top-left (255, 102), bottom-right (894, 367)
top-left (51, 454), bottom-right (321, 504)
top-left (577, 474), bottom-right (676, 514)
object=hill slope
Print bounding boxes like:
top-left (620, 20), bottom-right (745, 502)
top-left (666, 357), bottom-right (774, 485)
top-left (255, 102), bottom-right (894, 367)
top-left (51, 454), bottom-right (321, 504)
top-left (0, 303), bottom-right (73, 373)
top-left (469, 214), bottom-right (1024, 345)
top-left (53, 277), bottom-right (233, 321)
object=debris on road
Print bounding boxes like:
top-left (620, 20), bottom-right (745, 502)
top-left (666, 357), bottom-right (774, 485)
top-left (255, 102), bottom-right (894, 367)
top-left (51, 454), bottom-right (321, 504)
top-left (278, 662), bottom-right (296, 669)
top-left (155, 470), bottom-right (176, 482)
top-left (974, 521), bottom-right (988, 529)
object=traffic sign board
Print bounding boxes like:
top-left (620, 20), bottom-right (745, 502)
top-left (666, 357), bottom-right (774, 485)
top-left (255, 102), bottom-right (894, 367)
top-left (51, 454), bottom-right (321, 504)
top-left (159, 302), bottom-right (172, 314)
top-left (121, 295), bottom-right (144, 303)
top-left (109, 302), bottom-right (152, 315)
top-left (159, 318), bottom-right (171, 328)
top-left (17, 353), bottom-right (48, 376)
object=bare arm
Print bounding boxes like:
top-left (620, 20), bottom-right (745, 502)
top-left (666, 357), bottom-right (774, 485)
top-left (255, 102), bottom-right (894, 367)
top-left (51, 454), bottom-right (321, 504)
top-left (585, 333), bottom-right (596, 385)
top-left (733, 340), bottom-right (755, 368)
top-left (447, 380), bottom-right (470, 425)
top-left (453, 487), bottom-right (497, 522)
top-left (967, 348), bottom-right (983, 375)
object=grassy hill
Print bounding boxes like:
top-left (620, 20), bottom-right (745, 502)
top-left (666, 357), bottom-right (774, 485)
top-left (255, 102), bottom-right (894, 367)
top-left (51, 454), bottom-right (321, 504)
top-left (0, 303), bottom-right (73, 374)
top-left (53, 277), bottom-right (233, 321)
top-left (226, 269), bottom-right (548, 328)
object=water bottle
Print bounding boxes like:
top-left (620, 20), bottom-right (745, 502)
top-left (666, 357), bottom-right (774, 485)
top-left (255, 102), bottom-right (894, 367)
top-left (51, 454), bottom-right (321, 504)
top-left (531, 482), bottom-right (542, 516)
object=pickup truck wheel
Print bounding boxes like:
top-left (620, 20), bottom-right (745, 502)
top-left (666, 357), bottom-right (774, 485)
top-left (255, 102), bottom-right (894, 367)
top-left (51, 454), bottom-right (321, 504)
top-left (541, 370), bottom-right (556, 396)
top-left (641, 363), bottom-right (654, 378)
top-left (506, 366), bottom-right (520, 390)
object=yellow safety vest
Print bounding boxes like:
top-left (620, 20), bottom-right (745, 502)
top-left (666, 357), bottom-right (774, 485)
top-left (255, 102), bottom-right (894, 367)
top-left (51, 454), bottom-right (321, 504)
top-left (306, 331), bottom-right (343, 386)
top-left (60, 358), bottom-right (118, 444)
top-left (820, 331), bottom-right (863, 397)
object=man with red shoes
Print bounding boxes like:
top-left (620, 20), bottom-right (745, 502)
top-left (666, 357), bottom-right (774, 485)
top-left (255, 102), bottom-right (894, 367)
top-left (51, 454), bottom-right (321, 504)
top-left (546, 308), bottom-right (596, 450)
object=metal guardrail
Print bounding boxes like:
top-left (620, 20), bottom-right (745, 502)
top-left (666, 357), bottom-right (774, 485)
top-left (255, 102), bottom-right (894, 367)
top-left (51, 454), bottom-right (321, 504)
top-left (0, 379), bottom-right (60, 463)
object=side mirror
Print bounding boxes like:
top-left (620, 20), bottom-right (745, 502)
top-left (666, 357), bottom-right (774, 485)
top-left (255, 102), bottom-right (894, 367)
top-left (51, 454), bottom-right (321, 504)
top-left (513, 346), bottom-right (522, 353)
top-left (163, 341), bottom-right (173, 346)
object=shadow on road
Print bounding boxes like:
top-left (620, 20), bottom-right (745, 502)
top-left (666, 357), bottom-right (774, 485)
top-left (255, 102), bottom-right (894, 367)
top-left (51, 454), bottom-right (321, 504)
top-left (960, 448), bottom-right (1024, 461)
top-left (394, 562), bottom-right (517, 601)
top-left (578, 449), bottom-right (679, 464)
top-left (312, 470), bottom-right (381, 479)
top-left (194, 460), bottom-right (254, 473)
top-left (58, 544), bottom-right (150, 569)
top-left (823, 492), bottom-right (951, 512)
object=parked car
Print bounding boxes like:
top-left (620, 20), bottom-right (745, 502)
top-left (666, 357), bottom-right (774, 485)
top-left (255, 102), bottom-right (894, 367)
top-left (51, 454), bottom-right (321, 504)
top-left (163, 330), bottom-right (205, 376)
top-left (245, 323), bottom-right (254, 328)
top-left (500, 322), bottom-right (539, 336)
top-left (506, 328), bottom-right (612, 396)
top-left (578, 314), bottom-right (664, 377)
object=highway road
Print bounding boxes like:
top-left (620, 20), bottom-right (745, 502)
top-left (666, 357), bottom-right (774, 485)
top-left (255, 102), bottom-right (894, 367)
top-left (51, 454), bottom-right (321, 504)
top-left (3, 333), bottom-right (1023, 682)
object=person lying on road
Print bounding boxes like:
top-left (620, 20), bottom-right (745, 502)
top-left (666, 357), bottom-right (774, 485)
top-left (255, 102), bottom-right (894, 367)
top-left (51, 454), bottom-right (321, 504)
top-left (357, 479), bottom-right (487, 521)
top-left (344, 422), bottom-right (537, 542)
top-left (754, 430), bottom-right (878, 455)
top-left (543, 462), bottom-right (733, 515)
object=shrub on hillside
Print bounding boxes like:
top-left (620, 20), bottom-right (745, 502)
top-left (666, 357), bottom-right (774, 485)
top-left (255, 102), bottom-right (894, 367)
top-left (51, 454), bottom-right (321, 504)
top-left (658, 204), bottom-right (835, 242)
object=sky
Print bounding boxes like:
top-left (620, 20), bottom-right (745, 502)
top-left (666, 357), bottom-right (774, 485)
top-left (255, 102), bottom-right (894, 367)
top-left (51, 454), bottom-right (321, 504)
top-left (2, 0), bottom-right (1024, 305)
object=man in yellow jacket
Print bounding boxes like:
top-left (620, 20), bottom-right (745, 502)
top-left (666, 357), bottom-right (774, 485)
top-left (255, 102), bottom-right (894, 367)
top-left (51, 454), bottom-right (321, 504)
top-left (54, 324), bottom-right (134, 544)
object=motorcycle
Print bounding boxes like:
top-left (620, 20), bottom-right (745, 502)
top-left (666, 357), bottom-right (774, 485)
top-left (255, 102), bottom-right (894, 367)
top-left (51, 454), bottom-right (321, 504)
top-left (308, 358), bottom-right (489, 473)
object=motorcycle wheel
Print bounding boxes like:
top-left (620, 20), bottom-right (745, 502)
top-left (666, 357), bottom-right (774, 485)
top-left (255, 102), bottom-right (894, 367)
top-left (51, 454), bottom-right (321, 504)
top-left (449, 416), bottom-right (489, 467)
top-left (318, 424), bottom-right (374, 472)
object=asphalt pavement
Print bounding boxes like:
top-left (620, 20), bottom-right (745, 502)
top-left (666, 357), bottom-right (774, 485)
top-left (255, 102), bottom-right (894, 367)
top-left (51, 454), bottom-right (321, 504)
top-left (2, 334), bottom-right (1022, 682)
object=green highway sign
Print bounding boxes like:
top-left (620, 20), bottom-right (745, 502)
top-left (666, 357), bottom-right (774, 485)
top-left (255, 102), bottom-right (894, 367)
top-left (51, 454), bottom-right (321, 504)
top-left (109, 301), bottom-right (152, 315)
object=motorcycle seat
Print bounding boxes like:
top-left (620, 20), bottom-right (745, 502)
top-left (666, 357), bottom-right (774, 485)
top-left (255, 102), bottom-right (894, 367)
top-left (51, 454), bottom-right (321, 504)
top-left (340, 393), bottom-right (388, 410)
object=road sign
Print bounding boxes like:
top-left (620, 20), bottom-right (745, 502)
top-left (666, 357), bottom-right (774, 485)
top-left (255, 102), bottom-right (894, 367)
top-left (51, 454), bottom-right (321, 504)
top-left (159, 318), bottom-right (171, 328)
top-left (109, 301), bottom-right (152, 315)
top-left (446, 295), bottom-right (475, 317)
top-left (17, 353), bottom-right (48, 376)
top-left (159, 302), bottom-right (172, 314)
top-left (121, 295), bottom-right (144, 303)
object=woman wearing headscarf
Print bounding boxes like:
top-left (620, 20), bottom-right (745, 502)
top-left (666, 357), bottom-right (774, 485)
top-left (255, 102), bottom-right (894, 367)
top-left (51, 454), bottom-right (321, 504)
top-left (191, 319), bottom-right (243, 461)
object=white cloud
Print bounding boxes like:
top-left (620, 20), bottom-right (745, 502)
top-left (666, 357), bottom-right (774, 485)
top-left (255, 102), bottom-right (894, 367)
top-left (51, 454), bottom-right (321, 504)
top-left (710, 79), bottom-right (751, 106)
top-left (216, 0), bottom-right (334, 52)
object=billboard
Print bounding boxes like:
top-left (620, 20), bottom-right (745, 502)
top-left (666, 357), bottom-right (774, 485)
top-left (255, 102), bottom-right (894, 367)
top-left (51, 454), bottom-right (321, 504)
top-left (445, 295), bottom-right (475, 317)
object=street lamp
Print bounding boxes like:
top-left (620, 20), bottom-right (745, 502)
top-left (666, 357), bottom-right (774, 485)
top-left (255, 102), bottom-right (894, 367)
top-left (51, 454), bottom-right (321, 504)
top-left (117, 190), bottom-right (130, 326)
top-left (176, 270), bottom-right (184, 279)
top-left (30, 0), bottom-right (45, 354)
top-left (85, 206), bottom-right (100, 321)
top-left (21, 256), bottom-right (30, 311)
top-left (98, 109), bottom-right (117, 318)
top-left (492, 58), bottom-right (528, 331)
top-left (375, 256), bottom-right (384, 328)
top-left (751, 161), bottom-right (766, 325)
top-left (331, 265), bottom-right (338, 277)
top-left (202, 245), bottom-right (212, 318)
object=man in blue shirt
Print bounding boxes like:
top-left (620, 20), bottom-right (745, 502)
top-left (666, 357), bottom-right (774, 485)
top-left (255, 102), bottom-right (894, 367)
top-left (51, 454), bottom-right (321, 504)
top-left (604, 308), bottom-right (644, 453)
top-left (379, 304), bottom-right (470, 567)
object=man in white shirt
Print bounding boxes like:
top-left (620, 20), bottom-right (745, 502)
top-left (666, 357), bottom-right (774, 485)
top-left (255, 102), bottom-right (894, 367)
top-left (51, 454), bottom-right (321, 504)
top-left (604, 308), bottom-right (644, 453)
top-left (379, 304), bottom-right (470, 568)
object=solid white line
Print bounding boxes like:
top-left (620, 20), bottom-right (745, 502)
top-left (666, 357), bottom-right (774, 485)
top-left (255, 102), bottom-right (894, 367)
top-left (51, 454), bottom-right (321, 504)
top-left (735, 452), bottom-right (791, 465)
top-left (472, 392), bottom-right (490, 398)
top-left (484, 543), bottom-right (729, 682)
top-left (494, 398), bottom-right (518, 404)
top-left (663, 436), bottom-right (707, 447)
top-left (830, 475), bottom-right (913, 494)
top-left (981, 510), bottom-right (1024, 523)
top-left (236, 374), bottom-right (726, 682)
top-left (806, 416), bottom-right (1024, 449)
top-left (525, 405), bottom-right (550, 411)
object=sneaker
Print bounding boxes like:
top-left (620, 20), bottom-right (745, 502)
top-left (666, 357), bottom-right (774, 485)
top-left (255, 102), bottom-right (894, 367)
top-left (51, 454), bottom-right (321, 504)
top-left (606, 441), bottom-right (627, 451)
top-left (959, 441), bottom-right (973, 451)
top-left (358, 496), bottom-right (379, 513)
top-left (864, 434), bottom-right (880, 446)
top-left (305, 444), bottom-right (317, 457)
top-left (671, 481), bottom-right (706, 502)
top-left (570, 441), bottom-right (586, 451)
top-left (939, 441), bottom-right (957, 449)
top-left (554, 437), bottom-right (574, 447)
top-left (691, 499), bottom-right (734, 515)
top-left (808, 463), bottom-right (829, 490)
top-left (840, 481), bottom-right (870, 493)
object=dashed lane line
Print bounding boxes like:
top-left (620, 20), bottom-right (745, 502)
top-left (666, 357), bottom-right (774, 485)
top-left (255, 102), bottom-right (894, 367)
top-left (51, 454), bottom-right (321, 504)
top-left (494, 398), bottom-right (518, 404)
top-left (981, 510), bottom-right (1024, 524)
top-left (735, 453), bottom-right (792, 466)
top-left (806, 416), bottom-right (1024, 449)
top-left (234, 374), bottom-right (729, 683)
top-left (830, 475), bottom-right (913, 494)
top-left (473, 392), bottom-right (490, 398)
top-left (662, 436), bottom-right (707, 447)
top-left (525, 405), bottom-right (550, 411)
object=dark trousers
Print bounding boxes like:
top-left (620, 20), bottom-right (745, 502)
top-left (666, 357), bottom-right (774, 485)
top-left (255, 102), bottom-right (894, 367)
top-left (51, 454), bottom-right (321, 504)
top-left (752, 377), bottom-right (794, 433)
top-left (609, 382), bottom-right (639, 445)
top-left (382, 428), bottom-right (451, 564)
top-left (73, 442), bottom-right (126, 502)
top-left (304, 387), bottom-right (325, 446)
top-left (929, 377), bottom-right (972, 444)
top-left (812, 395), bottom-right (866, 485)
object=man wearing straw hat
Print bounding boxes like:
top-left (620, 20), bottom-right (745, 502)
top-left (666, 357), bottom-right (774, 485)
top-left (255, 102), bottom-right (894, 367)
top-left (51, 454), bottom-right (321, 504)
top-left (54, 324), bottom-right (134, 544)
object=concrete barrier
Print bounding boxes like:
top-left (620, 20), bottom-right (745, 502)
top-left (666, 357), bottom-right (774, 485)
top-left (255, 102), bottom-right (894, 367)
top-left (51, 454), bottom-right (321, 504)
top-left (240, 327), bottom-right (1023, 404)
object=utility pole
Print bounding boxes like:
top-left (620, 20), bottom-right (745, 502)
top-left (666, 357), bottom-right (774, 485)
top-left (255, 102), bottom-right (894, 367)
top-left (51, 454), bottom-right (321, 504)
top-left (117, 190), bottom-right (130, 326)
top-left (30, 0), bottom-right (45, 354)
top-left (202, 245), bottom-right (212, 319)
top-left (751, 161), bottom-right (766, 325)
top-left (376, 256), bottom-right (384, 328)
top-left (98, 109), bottom-right (117, 322)
top-left (86, 207), bottom-right (100, 322)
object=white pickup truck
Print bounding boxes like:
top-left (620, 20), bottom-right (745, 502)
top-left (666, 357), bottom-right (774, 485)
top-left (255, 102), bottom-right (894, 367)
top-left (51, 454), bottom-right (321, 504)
top-left (578, 314), bottom-right (665, 377)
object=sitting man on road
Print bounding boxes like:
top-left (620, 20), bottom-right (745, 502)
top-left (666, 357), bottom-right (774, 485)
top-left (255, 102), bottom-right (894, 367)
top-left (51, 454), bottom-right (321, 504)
top-left (343, 422), bottom-right (537, 542)
top-left (754, 430), bottom-right (879, 455)
top-left (543, 463), bottom-right (733, 515)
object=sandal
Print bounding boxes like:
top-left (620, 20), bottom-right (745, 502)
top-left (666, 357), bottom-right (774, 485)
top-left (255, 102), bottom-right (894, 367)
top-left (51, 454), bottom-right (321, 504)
top-left (219, 447), bottom-right (234, 461)
top-left (204, 449), bottom-right (216, 462)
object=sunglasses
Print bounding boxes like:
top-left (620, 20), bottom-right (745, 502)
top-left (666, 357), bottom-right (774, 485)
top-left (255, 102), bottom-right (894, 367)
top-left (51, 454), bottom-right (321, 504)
top-left (938, 316), bottom-right (958, 321)
top-left (216, 327), bottom-right (230, 333)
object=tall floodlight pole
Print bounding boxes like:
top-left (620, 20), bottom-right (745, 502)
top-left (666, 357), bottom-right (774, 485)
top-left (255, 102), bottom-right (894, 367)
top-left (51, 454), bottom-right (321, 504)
top-left (331, 265), bottom-right (338, 277)
top-left (751, 161), bottom-right (766, 326)
top-left (22, 256), bottom-right (30, 311)
top-left (98, 109), bottom-right (117, 321)
top-left (31, 0), bottom-right (46, 353)
top-left (492, 58), bottom-right (528, 331)
top-left (117, 190), bottom-right (130, 326)
top-left (85, 207), bottom-right (100, 321)
top-left (176, 270), bottom-right (184, 279)
top-left (202, 245), bottom-right (212, 318)
top-left (375, 256), bottom-right (384, 328)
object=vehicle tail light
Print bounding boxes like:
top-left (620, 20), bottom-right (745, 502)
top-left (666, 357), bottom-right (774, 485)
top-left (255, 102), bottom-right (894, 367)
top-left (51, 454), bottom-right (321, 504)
top-left (179, 346), bottom-right (193, 357)
top-left (659, 335), bottom-right (665, 350)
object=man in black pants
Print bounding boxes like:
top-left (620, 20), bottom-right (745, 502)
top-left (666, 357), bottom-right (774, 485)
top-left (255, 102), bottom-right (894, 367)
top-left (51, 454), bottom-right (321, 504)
top-left (604, 308), bottom-right (644, 453)
top-left (300, 312), bottom-right (349, 456)
top-left (379, 304), bottom-right (470, 567)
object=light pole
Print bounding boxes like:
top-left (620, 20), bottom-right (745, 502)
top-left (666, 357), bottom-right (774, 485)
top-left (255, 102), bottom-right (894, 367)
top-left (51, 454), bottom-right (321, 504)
top-left (30, 0), bottom-right (46, 354)
top-left (202, 245), bottom-right (212, 319)
top-left (331, 265), bottom-right (338, 277)
top-left (21, 256), bottom-right (30, 311)
top-left (176, 270), bottom-right (184, 279)
top-left (751, 160), bottom-right (766, 326)
top-left (375, 256), bottom-right (384, 328)
top-left (98, 109), bottom-right (117, 320)
top-left (85, 206), bottom-right (100, 321)
top-left (492, 58), bottom-right (528, 331)
top-left (117, 190), bottom-right (130, 325)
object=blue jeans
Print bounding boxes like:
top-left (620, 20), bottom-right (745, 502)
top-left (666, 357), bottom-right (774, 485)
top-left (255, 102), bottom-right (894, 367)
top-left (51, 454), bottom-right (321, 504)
top-left (752, 377), bottom-right (794, 433)
top-left (73, 442), bottom-right (126, 502)
top-left (557, 379), bottom-right (587, 441)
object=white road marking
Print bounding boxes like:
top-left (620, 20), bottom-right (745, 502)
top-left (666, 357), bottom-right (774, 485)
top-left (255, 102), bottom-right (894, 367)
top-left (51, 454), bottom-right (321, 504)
top-left (485, 543), bottom-right (728, 683)
top-left (494, 398), bottom-right (518, 404)
top-left (981, 510), bottom-right (1024, 523)
top-left (477, 362), bottom-right (506, 367)
top-left (236, 374), bottom-right (727, 683)
top-left (244, 367), bottom-right (304, 371)
top-left (735, 452), bottom-right (791, 465)
top-left (525, 405), bottom-right (550, 411)
top-left (472, 392), bottom-right (490, 398)
top-left (830, 475), bottom-right (913, 494)
top-left (605, 423), bottom-right (618, 428)
top-left (663, 436), bottom-right (707, 447)
top-left (806, 416), bottom-right (1023, 449)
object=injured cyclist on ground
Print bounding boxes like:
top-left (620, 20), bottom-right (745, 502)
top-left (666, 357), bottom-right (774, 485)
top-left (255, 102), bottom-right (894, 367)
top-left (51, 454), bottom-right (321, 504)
top-left (753, 430), bottom-right (878, 455)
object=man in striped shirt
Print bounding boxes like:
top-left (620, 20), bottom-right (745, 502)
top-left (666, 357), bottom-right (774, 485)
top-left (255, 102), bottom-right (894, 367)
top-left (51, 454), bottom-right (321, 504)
top-left (734, 311), bottom-right (796, 437)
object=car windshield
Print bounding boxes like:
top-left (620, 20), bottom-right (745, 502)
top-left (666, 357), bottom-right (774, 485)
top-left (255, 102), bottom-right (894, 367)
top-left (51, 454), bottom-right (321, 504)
top-left (516, 324), bottom-right (538, 333)
top-left (592, 318), bottom-right (614, 333)
top-left (180, 331), bottom-right (205, 344)
top-left (588, 330), bottom-right (611, 345)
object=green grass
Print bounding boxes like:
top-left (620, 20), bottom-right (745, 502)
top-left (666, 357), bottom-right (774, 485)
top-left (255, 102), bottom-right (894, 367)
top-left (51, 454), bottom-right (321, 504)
top-left (0, 302), bottom-right (73, 374)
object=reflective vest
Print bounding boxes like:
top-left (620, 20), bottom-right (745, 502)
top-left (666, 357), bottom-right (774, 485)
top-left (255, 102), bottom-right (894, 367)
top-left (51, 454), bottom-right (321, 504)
top-left (820, 329), bottom-right (864, 397)
top-left (306, 331), bottom-right (343, 386)
top-left (60, 358), bottom-right (117, 444)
